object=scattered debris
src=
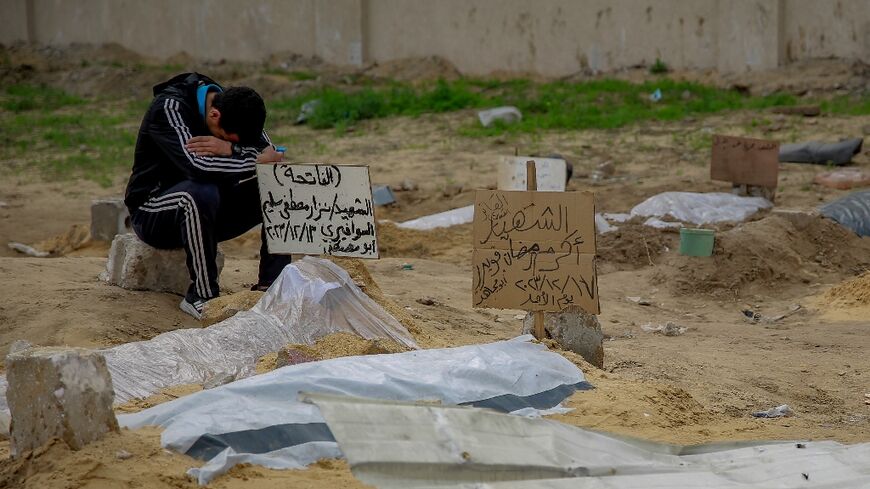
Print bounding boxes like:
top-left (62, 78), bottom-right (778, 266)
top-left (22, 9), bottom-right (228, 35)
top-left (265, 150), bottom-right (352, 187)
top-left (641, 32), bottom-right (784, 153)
top-left (741, 305), bottom-right (802, 324)
top-left (641, 322), bottom-right (687, 336)
top-left (294, 99), bottom-right (321, 124)
top-left (371, 185), bottom-right (397, 206)
top-left (813, 168), bottom-right (870, 190)
top-left (7, 242), bottom-right (49, 257)
top-left (752, 404), bottom-right (794, 418)
top-left (626, 296), bottom-right (652, 306)
top-left (399, 178), bottom-right (418, 191)
top-left (770, 105), bottom-right (820, 117)
top-left (477, 106), bottom-right (522, 128)
top-left (649, 88), bottom-right (662, 102)
top-left (415, 297), bottom-right (439, 306)
top-left (441, 183), bottom-right (464, 197)
top-left (401, 262), bottom-right (414, 270)
top-left (116, 449), bottom-right (133, 460)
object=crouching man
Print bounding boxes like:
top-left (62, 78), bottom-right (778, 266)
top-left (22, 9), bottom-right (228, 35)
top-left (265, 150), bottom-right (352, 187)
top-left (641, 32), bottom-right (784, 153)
top-left (124, 72), bottom-right (290, 319)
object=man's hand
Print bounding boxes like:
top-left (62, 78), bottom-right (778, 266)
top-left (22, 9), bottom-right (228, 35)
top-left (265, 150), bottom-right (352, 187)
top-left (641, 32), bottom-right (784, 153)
top-left (185, 136), bottom-right (232, 157)
top-left (257, 147), bottom-right (284, 163)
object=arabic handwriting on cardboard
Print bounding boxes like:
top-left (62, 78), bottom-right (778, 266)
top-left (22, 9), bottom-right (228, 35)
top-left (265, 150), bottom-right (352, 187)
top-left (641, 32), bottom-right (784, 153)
top-left (257, 164), bottom-right (378, 258)
top-left (710, 135), bottom-right (780, 188)
top-left (471, 190), bottom-right (599, 314)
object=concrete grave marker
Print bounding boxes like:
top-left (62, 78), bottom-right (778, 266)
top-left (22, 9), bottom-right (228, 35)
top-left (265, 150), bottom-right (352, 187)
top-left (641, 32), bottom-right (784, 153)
top-left (6, 347), bottom-right (119, 456)
top-left (257, 163), bottom-right (378, 258)
top-left (498, 156), bottom-right (567, 192)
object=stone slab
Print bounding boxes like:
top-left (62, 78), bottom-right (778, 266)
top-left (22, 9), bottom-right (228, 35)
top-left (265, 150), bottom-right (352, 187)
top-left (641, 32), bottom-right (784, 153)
top-left (101, 233), bottom-right (224, 296)
top-left (91, 197), bottom-right (132, 241)
top-left (523, 307), bottom-right (604, 368)
top-left (6, 347), bottom-right (119, 456)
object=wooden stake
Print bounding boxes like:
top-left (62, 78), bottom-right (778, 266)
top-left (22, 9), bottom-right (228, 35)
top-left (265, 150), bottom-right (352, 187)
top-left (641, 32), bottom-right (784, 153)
top-left (526, 160), bottom-right (546, 340)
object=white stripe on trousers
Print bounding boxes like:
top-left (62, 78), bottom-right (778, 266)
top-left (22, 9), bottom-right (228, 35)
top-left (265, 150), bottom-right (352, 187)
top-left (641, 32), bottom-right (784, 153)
top-left (139, 191), bottom-right (212, 298)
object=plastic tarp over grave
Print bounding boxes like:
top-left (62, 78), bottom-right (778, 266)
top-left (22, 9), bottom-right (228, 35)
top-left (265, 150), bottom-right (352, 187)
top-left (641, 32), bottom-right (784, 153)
top-left (310, 394), bottom-right (870, 489)
top-left (629, 192), bottom-right (772, 226)
top-left (820, 190), bottom-right (870, 237)
top-left (0, 257), bottom-right (418, 414)
top-left (119, 337), bottom-right (592, 484)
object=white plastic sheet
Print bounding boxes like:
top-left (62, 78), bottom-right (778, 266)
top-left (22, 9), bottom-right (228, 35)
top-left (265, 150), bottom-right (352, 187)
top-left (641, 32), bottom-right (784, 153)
top-left (0, 257), bottom-right (417, 413)
top-left (630, 192), bottom-right (771, 225)
top-left (311, 394), bottom-right (870, 489)
top-left (119, 336), bottom-right (590, 484)
top-left (396, 205), bottom-right (475, 230)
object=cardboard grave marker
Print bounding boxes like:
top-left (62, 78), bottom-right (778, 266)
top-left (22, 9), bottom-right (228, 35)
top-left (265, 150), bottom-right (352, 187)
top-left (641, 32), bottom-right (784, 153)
top-left (472, 163), bottom-right (600, 327)
top-left (257, 163), bottom-right (378, 258)
top-left (710, 135), bottom-right (780, 189)
top-left (497, 156), bottom-right (567, 192)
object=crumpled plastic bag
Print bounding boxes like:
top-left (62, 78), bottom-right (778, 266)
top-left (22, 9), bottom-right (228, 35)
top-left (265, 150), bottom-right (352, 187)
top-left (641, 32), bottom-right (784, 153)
top-left (0, 257), bottom-right (418, 410)
top-left (630, 192), bottom-right (772, 225)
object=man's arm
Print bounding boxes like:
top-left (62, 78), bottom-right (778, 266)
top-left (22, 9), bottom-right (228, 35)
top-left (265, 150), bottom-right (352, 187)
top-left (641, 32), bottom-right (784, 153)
top-left (149, 96), bottom-right (257, 180)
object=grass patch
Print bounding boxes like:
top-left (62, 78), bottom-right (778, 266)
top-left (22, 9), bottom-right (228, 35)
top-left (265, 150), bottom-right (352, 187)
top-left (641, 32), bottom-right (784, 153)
top-left (0, 92), bottom-right (142, 186)
top-left (1, 84), bottom-right (85, 112)
top-left (271, 78), bottom-right (803, 135)
top-left (821, 94), bottom-right (870, 116)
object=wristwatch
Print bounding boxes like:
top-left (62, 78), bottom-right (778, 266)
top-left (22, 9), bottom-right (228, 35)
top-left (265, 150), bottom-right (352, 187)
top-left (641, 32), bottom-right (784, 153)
top-left (231, 142), bottom-right (242, 155)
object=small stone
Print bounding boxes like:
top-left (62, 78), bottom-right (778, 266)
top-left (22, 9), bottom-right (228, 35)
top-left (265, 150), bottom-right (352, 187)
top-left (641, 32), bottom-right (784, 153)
top-left (202, 372), bottom-right (236, 389)
top-left (837, 371), bottom-right (846, 376)
top-left (7, 340), bottom-right (33, 355)
top-left (6, 347), bottom-right (119, 456)
top-left (101, 234), bottom-right (224, 296)
top-left (596, 161), bottom-right (615, 177)
top-left (91, 197), bottom-right (132, 242)
top-left (416, 297), bottom-right (437, 306)
top-left (399, 179), bottom-right (418, 191)
top-left (275, 347), bottom-right (320, 369)
top-left (522, 307), bottom-right (604, 368)
top-left (116, 449), bottom-right (133, 460)
top-left (442, 184), bottom-right (464, 197)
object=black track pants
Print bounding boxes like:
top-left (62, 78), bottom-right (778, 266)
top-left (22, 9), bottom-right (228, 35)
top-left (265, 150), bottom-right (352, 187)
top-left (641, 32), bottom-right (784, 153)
top-left (130, 177), bottom-right (291, 301)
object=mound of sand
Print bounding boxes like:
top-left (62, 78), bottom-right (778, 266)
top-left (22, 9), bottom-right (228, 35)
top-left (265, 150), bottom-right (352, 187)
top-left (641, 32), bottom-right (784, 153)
top-left (201, 290), bottom-right (264, 326)
top-left (653, 213), bottom-right (870, 297)
top-left (376, 222), bottom-right (471, 267)
top-left (824, 272), bottom-right (870, 306)
top-left (597, 222), bottom-right (679, 271)
top-left (330, 256), bottom-right (422, 336)
top-left (0, 428), bottom-right (368, 489)
top-left (256, 331), bottom-right (408, 373)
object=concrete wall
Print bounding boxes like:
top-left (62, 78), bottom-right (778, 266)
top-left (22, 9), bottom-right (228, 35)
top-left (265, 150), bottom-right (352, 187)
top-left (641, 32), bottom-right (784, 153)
top-left (1, 0), bottom-right (867, 75)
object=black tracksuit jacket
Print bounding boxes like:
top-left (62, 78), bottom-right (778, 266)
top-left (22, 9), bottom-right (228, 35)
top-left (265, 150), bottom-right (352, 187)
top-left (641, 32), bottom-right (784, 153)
top-left (124, 73), bottom-right (271, 212)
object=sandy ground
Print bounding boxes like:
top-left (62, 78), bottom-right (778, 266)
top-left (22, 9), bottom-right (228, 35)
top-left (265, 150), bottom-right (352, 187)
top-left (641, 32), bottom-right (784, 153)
top-left (1, 50), bottom-right (870, 487)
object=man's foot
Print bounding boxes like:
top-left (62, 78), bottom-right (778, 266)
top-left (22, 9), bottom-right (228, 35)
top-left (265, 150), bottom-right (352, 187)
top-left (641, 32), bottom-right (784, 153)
top-left (179, 296), bottom-right (207, 320)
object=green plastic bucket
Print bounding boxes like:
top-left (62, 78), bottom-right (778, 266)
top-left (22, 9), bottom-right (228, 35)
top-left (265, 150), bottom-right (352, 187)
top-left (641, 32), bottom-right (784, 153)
top-left (679, 228), bottom-right (715, 257)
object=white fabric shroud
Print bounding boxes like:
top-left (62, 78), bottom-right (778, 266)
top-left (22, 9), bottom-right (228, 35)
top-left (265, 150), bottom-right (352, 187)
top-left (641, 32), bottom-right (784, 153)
top-left (396, 205), bottom-right (475, 230)
top-left (119, 336), bottom-right (590, 484)
top-left (0, 257), bottom-right (418, 413)
top-left (630, 192), bottom-right (772, 225)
